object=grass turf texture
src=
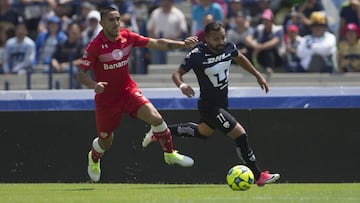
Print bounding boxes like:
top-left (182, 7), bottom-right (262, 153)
top-left (0, 183), bottom-right (359, 203)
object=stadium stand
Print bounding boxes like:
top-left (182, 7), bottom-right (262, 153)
top-left (1, 0), bottom-right (359, 90)
top-left (1, 65), bottom-right (360, 90)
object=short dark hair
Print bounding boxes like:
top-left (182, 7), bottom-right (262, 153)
top-left (205, 22), bottom-right (225, 35)
top-left (99, 6), bottom-right (118, 20)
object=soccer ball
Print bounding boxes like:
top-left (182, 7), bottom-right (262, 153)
top-left (226, 165), bottom-right (254, 191)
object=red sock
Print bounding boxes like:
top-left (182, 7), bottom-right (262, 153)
top-left (91, 148), bottom-right (103, 163)
top-left (153, 128), bottom-right (174, 153)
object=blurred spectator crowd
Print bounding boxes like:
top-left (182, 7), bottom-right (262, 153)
top-left (0, 0), bottom-right (359, 77)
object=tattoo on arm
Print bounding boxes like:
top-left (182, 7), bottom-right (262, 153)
top-left (167, 42), bottom-right (177, 49)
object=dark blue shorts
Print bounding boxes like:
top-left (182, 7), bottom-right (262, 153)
top-left (197, 100), bottom-right (237, 133)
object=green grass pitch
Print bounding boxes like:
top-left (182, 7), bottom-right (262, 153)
top-left (0, 183), bottom-right (359, 203)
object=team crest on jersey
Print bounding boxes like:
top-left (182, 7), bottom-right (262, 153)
top-left (112, 49), bottom-right (124, 60)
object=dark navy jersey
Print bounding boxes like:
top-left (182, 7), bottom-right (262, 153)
top-left (180, 42), bottom-right (238, 108)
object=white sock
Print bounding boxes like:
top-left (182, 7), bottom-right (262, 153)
top-left (151, 121), bottom-right (168, 133)
top-left (92, 138), bottom-right (105, 153)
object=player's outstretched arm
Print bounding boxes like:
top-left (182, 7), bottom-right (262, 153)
top-left (146, 36), bottom-right (198, 50)
top-left (172, 67), bottom-right (195, 98)
top-left (232, 51), bottom-right (269, 93)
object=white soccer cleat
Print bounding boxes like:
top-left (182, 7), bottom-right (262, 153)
top-left (164, 150), bottom-right (194, 167)
top-left (142, 130), bottom-right (157, 147)
top-left (87, 151), bottom-right (101, 182)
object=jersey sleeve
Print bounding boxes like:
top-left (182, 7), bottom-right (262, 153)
top-left (229, 43), bottom-right (239, 57)
top-left (79, 40), bottom-right (98, 71)
top-left (128, 30), bottom-right (150, 47)
top-left (180, 48), bottom-right (197, 72)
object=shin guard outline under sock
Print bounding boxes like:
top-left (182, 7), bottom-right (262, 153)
top-left (235, 134), bottom-right (262, 180)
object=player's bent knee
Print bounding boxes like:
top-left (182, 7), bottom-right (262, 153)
top-left (151, 117), bottom-right (164, 126)
top-left (145, 109), bottom-right (163, 126)
top-left (227, 123), bottom-right (246, 139)
top-left (197, 123), bottom-right (214, 138)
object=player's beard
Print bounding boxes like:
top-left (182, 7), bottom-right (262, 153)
top-left (216, 45), bottom-right (225, 52)
top-left (208, 43), bottom-right (224, 53)
top-left (109, 26), bottom-right (120, 38)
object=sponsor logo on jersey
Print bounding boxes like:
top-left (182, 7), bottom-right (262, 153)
top-left (204, 53), bottom-right (231, 64)
top-left (103, 59), bottom-right (128, 70)
top-left (101, 44), bottom-right (108, 49)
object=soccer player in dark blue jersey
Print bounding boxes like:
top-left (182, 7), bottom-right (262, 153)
top-left (142, 22), bottom-right (280, 186)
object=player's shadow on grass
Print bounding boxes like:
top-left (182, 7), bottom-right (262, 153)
top-left (54, 188), bottom-right (96, 191)
top-left (132, 185), bottom-right (219, 190)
